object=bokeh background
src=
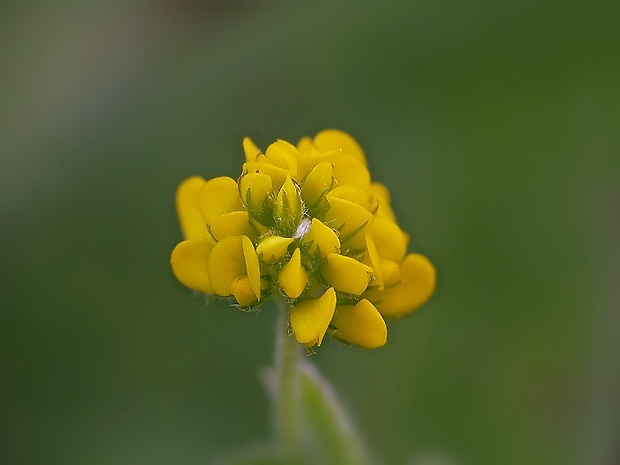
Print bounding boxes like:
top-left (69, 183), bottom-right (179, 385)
top-left (1, 2), bottom-right (619, 464)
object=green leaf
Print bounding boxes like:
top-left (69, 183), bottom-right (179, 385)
top-left (299, 361), bottom-right (374, 465)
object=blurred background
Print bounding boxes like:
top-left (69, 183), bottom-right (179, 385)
top-left (1, 1), bottom-right (619, 464)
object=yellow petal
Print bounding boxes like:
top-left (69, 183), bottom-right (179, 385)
top-left (257, 236), bottom-right (293, 264)
top-left (370, 217), bottom-right (408, 263)
top-left (364, 231), bottom-right (384, 290)
top-left (316, 153), bottom-right (370, 188)
top-left (231, 276), bottom-right (258, 307)
top-left (302, 337), bottom-right (320, 348)
top-left (198, 177), bottom-right (243, 226)
top-left (302, 218), bottom-right (340, 258)
top-left (241, 235), bottom-right (261, 301)
top-left (265, 140), bottom-right (298, 176)
top-left (320, 253), bottom-right (373, 295)
top-left (207, 235), bottom-right (246, 296)
top-left (278, 248), bottom-right (308, 299)
top-left (243, 137), bottom-right (262, 163)
top-left (296, 136), bottom-right (314, 154)
top-left (313, 129), bottom-right (367, 166)
top-left (175, 176), bottom-right (208, 239)
top-left (239, 172), bottom-right (273, 212)
top-left (341, 229), bottom-right (369, 255)
top-left (370, 182), bottom-right (396, 221)
top-left (170, 237), bottom-right (215, 294)
top-left (290, 287), bottom-right (336, 346)
top-left (301, 162), bottom-right (333, 208)
top-left (366, 253), bottom-right (436, 317)
top-left (380, 259), bottom-right (402, 287)
top-left (250, 218), bottom-right (270, 236)
top-left (210, 211), bottom-right (257, 241)
top-left (331, 300), bottom-right (387, 349)
top-left (327, 185), bottom-right (378, 213)
top-left (243, 161), bottom-right (289, 191)
top-left (323, 197), bottom-right (374, 240)
top-left (294, 138), bottom-right (317, 181)
top-left (274, 175), bottom-right (302, 231)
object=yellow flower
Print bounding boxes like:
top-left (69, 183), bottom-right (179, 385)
top-left (171, 129), bottom-right (435, 349)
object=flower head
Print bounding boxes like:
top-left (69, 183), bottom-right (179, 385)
top-left (171, 129), bottom-right (435, 349)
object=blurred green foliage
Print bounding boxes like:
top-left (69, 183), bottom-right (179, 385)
top-left (1, 1), bottom-right (619, 464)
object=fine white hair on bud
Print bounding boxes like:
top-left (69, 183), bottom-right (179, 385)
top-left (293, 217), bottom-right (312, 240)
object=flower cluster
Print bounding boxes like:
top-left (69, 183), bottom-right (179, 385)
top-left (171, 130), bottom-right (435, 349)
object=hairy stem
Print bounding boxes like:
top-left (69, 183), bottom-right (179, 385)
top-left (274, 300), bottom-right (302, 456)
top-left (271, 299), bottom-right (373, 465)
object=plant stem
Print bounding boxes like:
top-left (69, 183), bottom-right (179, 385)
top-left (274, 299), bottom-right (302, 457)
top-left (271, 299), bottom-right (373, 465)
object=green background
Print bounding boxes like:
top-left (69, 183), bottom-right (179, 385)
top-left (2, 2), bottom-right (619, 464)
